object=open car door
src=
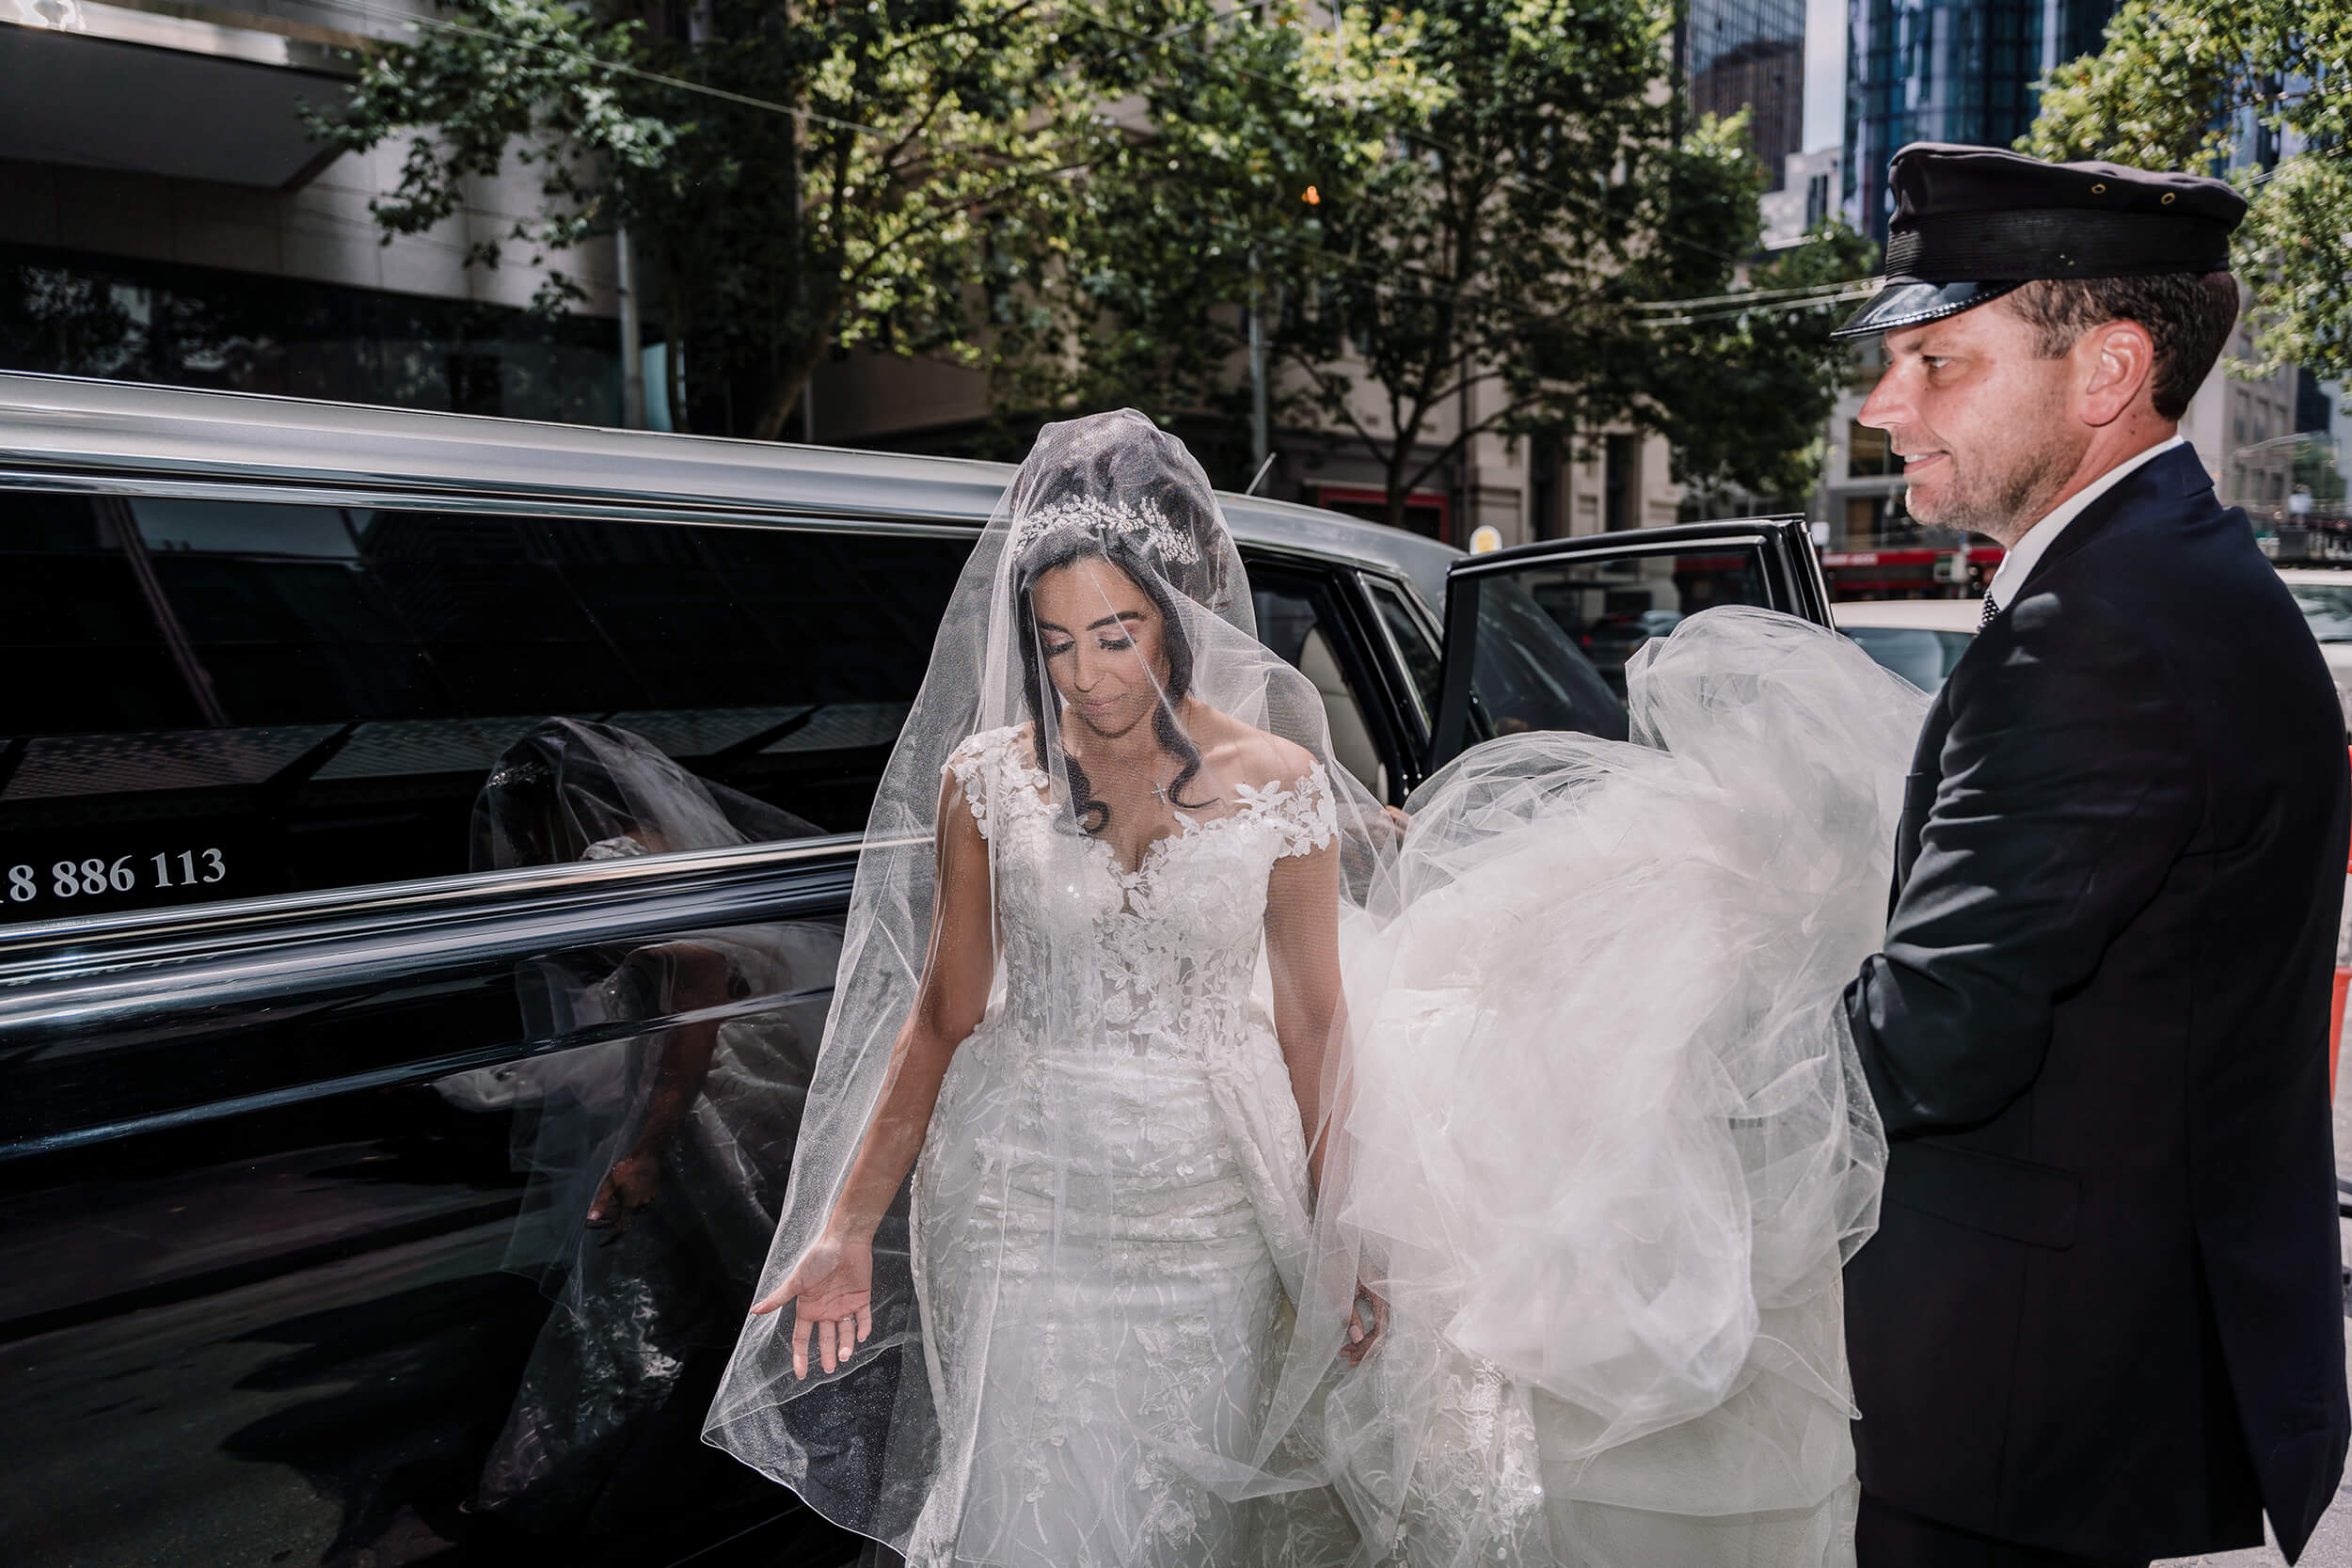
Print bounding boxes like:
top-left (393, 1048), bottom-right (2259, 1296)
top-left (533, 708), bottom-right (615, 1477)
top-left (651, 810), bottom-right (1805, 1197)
top-left (1427, 516), bottom-right (1833, 770)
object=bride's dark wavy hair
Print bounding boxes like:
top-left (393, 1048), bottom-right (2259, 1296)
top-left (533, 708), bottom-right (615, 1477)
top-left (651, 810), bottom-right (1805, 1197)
top-left (1012, 525), bottom-right (1214, 835)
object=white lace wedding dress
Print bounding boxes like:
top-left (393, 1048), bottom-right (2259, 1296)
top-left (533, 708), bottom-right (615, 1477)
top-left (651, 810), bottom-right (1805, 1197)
top-left (902, 724), bottom-right (1355, 1567)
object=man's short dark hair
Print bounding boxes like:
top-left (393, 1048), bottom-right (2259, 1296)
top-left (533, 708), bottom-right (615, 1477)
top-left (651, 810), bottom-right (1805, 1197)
top-left (2003, 272), bottom-right (2241, 421)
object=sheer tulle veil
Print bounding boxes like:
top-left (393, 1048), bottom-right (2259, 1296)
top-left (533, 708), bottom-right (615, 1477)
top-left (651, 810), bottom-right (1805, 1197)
top-left (704, 406), bottom-right (1912, 1567)
top-left (703, 410), bottom-right (1395, 1558)
top-left (1302, 609), bottom-right (1916, 1566)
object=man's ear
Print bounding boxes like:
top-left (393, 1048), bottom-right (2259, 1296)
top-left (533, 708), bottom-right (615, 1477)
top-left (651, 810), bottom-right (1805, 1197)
top-left (2075, 318), bottom-right (2157, 428)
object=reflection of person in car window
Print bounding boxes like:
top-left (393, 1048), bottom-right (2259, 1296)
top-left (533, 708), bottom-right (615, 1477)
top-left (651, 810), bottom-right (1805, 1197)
top-left (439, 720), bottom-right (835, 1550)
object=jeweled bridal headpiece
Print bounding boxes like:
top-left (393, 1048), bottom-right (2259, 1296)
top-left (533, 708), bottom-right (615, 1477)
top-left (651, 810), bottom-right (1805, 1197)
top-left (1008, 494), bottom-right (1203, 570)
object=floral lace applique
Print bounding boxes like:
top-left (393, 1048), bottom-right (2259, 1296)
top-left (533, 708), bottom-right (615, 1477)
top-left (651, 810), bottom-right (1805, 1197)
top-left (912, 723), bottom-right (1349, 1565)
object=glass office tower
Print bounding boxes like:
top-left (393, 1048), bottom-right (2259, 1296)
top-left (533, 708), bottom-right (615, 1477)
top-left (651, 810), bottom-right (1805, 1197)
top-left (1687, 0), bottom-right (1810, 190)
top-left (1845, 0), bottom-right (2121, 238)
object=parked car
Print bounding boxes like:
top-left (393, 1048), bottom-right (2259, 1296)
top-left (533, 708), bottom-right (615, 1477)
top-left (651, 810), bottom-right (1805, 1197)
top-left (1841, 570), bottom-right (2352, 731)
top-left (1833, 595), bottom-right (1982, 693)
top-left (0, 373), bottom-right (1836, 1568)
top-left (2276, 566), bottom-right (2352, 735)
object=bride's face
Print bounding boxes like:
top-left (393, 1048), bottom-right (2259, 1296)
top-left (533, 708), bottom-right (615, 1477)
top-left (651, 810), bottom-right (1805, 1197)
top-left (1030, 557), bottom-right (1169, 742)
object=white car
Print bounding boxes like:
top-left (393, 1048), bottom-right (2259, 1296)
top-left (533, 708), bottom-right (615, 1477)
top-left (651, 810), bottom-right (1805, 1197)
top-left (1833, 596), bottom-right (1982, 693)
top-left (1838, 575), bottom-right (2352, 733)
top-left (2274, 568), bottom-right (2352, 735)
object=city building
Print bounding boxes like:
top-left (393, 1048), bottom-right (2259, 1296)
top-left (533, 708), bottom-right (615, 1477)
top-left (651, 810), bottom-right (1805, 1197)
top-left (1817, 0), bottom-right (2340, 567)
top-left (1686, 0), bottom-right (1809, 189)
top-left (1760, 145), bottom-right (1843, 248)
top-left (1843, 0), bottom-right (2121, 239)
top-left (0, 0), bottom-right (626, 421)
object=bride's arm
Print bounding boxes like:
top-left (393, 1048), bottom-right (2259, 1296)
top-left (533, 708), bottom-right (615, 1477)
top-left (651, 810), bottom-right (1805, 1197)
top-left (750, 771), bottom-right (994, 1373)
top-left (1266, 835), bottom-right (1343, 1193)
top-left (821, 773), bottom-right (995, 1234)
top-left (1269, 834), bottom-right (1385, 1362)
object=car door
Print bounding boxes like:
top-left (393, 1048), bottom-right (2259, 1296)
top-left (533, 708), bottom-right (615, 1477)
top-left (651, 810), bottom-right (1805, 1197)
top-left (0, 487), bottom-right (968, 1568)
top-left (1427, 517), bottom-right (1832, 769)
top-left (1240, 549), bottom-right (1430, 805)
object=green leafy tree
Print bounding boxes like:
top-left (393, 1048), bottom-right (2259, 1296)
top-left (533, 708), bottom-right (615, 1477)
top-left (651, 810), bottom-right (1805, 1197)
top-left (314, 0), bottom-right (1116, 437)
top-left (2022, 0), bottom-right (2352, 379)
top-left (1091, 0), bottom-right (1868, 528)
top-left (1659, 211), bottom-right (1882, 510)
top-left (1002, 4), bottom-right (1437, 473)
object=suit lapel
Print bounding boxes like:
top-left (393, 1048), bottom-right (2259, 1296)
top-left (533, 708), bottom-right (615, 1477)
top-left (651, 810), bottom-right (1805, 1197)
top-left (2015, 443), bottom-right (2215, 599)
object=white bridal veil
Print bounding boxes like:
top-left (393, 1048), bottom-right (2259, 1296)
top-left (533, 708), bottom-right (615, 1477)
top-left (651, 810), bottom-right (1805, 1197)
top-left (705, 410), bottom-right (1394, 1561)
top-left (1311, 609), bottom-right (1921, 1566)
top-left (706, 406), bottom-right (1915, 1568)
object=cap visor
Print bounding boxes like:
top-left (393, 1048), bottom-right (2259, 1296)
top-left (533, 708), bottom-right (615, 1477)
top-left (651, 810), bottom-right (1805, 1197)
top-left (1830, 279), bottom-right (2025, 340)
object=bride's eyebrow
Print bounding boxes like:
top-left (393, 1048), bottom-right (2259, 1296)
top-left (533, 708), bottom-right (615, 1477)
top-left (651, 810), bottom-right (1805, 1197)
top-left (1036, 610), bottom-right (1146, 635)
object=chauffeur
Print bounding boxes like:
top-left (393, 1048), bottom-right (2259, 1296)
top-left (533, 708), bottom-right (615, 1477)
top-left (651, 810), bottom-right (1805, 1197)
top-left (1836, 144), bottom-right (2352, 1567)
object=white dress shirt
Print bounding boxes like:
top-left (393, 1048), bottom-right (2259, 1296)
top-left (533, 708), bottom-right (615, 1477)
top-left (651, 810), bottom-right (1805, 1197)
top-left (1984, 435), bottom-right (2185, 610)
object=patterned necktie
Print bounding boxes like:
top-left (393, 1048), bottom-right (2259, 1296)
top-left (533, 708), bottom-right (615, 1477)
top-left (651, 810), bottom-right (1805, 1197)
top-left (1979, 593), bottom-right (2000, 629)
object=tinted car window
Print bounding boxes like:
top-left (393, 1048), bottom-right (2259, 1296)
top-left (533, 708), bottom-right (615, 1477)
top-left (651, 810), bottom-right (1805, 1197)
top-left (1457, 576), bottom-right (1629, 746)
top-left (1510, 547), bottom-right (1769, 699)
top-left (1252, 568), bottom-right (1395, 800)
top-left (1364, 577), bottom-right (1441, 730)
top-left (0, 491), bottom-right (971, 923)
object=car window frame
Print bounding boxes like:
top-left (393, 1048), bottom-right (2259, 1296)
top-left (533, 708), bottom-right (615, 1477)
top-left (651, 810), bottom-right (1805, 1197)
top-left (1428, 517), bottom-right (1832, 770)
top-left (1357, 568), bottom-right (1443, 737)
top-left (0, 478), bottom-right (985, 922)
top-left (0, 473), bottom-right (1442, 953)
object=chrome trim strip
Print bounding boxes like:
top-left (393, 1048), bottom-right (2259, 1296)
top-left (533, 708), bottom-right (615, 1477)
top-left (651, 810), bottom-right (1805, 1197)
top-left (1446, 534), bottom-right (1772, 578)
top-left (0, 468), bottom-right (985, 539)
top-left (0, 857), bottom-right (860, 1034)
top-left (1355, 568), bottom-right (1439, 729)
top-left (0, 833), bottom-right (866, 974)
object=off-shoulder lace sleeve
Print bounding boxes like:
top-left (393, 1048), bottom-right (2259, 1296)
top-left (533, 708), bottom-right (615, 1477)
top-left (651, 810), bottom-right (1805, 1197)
top-left (943, 729), bottom-right (1003, 840)
top-left (1239, 764), bottom-right (1339, 859)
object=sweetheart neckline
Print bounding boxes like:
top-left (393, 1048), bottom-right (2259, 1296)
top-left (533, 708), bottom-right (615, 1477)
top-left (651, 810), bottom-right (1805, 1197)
top-left (989, 749), bottom-right (1308, 883)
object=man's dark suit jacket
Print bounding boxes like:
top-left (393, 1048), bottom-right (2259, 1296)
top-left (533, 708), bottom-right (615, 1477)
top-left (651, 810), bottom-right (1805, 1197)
top-left (1843, 442), bottom-right (2352, 1562)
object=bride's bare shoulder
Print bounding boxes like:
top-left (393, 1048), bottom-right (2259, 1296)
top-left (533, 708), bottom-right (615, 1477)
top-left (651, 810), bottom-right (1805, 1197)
top-left (1191, 707), bottom-right (1318, 791)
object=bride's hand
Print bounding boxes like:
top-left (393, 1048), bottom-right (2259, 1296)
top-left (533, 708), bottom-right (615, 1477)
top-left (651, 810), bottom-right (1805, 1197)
top-left (1343, 1281), bottom-right (1388, 1367)
top-left (751, 1228), bottom-right (875, 1378)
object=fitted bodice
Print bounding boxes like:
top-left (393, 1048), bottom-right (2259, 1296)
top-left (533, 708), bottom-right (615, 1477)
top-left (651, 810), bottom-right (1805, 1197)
top-left (905, 727), bottom-right (1349, 1567)
top-left (946, 724), bottom-right (1337, 1061)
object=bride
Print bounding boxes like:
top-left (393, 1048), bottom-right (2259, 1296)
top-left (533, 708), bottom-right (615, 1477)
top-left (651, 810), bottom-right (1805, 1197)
top-left (705, 409), bottom-right (1381, 1565)
top-left (706, 410), bottom-right (1924, 1568)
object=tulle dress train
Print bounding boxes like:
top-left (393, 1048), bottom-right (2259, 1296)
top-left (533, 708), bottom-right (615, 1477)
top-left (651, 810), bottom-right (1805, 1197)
top-left (1312, 607), bottom-right (1927, 1568)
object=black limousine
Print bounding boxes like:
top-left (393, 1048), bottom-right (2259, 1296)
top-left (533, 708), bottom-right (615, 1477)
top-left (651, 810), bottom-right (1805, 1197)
top-left (0, 372), bottom-right (1830, 1567)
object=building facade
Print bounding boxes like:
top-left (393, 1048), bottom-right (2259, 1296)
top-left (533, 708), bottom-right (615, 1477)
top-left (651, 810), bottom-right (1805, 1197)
top-left (1686, 0), bottom-right (1809, 189)
top-left (1843, 0), bottom-right (2120, 239)
top-left (0, 0), bottom-right (624, 422)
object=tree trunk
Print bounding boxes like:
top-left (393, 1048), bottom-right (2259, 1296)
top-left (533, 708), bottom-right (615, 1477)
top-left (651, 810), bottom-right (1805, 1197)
top-left (751, 336), bottom-right (832, 442)
top-left (664, 273), bottom-right (691, 435)
top-left (1383, 445), bottom-right (1413, 531)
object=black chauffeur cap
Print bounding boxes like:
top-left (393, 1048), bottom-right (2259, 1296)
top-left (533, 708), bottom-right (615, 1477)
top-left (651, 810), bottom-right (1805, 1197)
top-left (1832, 142), bottom-right (2246, 340)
